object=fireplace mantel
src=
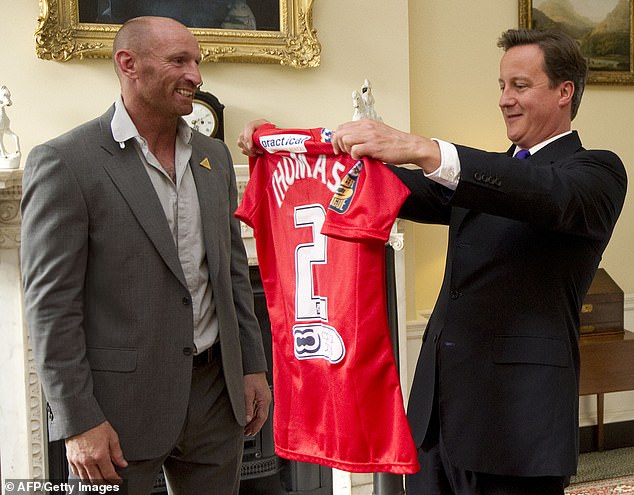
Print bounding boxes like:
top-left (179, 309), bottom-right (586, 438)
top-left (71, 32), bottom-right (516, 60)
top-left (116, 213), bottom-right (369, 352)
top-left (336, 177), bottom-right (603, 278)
top-left (0, 169), bottom-right (22, 248)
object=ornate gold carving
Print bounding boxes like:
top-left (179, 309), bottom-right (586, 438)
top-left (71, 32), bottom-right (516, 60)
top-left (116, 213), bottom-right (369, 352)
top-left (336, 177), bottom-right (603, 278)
top-left (35, 0), bottom-right (107, 61)
top-left (260, 10), bottom-right (320, 68)
top-left (35, 0), bottom-right (320, 68)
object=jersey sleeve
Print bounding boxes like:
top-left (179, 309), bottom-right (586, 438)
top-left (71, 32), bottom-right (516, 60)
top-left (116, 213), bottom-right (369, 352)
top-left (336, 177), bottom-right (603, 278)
top-left (321, 158), bottom-right (411, 242)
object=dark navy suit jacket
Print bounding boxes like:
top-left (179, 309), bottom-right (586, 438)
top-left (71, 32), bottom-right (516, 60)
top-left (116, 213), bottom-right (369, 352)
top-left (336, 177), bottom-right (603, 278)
top-left (392, 131), bottom-right (627, 476)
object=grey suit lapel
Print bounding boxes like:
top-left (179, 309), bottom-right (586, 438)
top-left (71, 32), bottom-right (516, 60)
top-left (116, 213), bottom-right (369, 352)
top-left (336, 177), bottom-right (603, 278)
top-left (96, 110), bottom-right (188, 288)
top-left (190, 145), bottom-right (221, 281)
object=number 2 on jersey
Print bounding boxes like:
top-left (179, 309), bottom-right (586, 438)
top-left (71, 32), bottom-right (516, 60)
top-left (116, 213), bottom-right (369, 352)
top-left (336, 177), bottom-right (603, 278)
top-left (294, 204), bottom-right (328, 321)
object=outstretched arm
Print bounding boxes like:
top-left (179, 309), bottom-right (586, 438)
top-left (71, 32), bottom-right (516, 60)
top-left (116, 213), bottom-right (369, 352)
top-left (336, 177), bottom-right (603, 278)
top-left (331, 119), bottom-right (441, 173)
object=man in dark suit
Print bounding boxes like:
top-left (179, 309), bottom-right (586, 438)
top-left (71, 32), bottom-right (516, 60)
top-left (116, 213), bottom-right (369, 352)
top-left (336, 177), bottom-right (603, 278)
top-left (21, 16), bottom-right (271, 494)
top-left (328, 29), bottom-right (627, 494)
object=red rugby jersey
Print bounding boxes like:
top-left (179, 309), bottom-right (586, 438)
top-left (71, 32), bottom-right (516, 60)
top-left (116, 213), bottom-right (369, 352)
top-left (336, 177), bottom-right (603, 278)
top-left (235, 123), bottom-right (418, 474)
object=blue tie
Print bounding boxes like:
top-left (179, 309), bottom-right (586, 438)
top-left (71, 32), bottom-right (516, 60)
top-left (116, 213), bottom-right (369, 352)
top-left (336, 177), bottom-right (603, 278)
top-left (515, 149), bottom-right (531, 159)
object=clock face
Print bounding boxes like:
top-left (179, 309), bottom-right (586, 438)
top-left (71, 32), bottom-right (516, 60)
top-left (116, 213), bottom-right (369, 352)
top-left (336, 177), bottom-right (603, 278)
top-left (183, 100), bottom-right (218, 137)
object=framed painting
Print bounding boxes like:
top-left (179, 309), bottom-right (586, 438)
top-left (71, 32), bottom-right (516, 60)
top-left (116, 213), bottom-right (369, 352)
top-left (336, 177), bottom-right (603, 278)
top-left (35, 0), bottom-right (321, 68)
top-left (519, 0), bottom-right (634, 84)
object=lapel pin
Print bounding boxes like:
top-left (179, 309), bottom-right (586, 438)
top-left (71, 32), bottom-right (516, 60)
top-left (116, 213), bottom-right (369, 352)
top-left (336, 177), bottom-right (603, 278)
top-left (200, 157), bottom-right (212, 170)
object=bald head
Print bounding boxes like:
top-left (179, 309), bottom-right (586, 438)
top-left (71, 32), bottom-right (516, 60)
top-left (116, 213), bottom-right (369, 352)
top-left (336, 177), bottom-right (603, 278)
top-left (113, 16), bottom-right (192, 75)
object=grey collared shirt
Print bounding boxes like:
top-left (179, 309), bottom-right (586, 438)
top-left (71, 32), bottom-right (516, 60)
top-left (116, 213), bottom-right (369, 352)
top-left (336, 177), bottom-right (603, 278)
top-left (111, 96), bottom-right (218, 353)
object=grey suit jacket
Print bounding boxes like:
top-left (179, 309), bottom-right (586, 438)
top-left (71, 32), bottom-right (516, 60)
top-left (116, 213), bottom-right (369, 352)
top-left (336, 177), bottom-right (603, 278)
top-left (21, 106), bottom-right (267, 460)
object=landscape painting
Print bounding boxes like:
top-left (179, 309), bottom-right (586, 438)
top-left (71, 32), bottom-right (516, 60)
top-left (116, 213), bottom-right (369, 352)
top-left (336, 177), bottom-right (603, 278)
top-left (520, 0), bottom-right (634, 84)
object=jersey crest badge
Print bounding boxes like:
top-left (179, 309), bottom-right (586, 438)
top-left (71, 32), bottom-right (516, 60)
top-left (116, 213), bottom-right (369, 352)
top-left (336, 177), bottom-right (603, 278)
top-left (328, 161), bottom-right (363, 214)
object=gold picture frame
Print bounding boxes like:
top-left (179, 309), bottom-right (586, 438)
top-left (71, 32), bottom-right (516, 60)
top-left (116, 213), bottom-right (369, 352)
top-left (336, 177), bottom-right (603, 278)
top-left (519, 0), bottom-right (634, 84)
top-left (35, 0), bottom-right (321, 69)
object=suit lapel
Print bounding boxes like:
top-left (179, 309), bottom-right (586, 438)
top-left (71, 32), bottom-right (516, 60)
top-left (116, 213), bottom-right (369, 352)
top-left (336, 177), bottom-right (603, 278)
top-left (190, 143), bottom-right (221, 282)
top-left (531, 131), bottom-right (583, 164)
top-left (96, 110), bottom-right (188, 288)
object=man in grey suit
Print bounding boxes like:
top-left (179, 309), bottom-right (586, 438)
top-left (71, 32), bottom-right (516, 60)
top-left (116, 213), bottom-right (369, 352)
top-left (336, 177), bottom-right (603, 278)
top-left (21, 16), bottom-right (271, 494)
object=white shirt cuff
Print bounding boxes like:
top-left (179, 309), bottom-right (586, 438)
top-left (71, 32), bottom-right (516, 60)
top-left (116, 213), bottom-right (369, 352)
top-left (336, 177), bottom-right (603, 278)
top-left (424, 138), bottom-right (460, 191)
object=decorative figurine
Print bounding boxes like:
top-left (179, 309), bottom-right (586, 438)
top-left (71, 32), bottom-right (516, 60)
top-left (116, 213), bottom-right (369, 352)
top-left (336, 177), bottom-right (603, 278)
top-left (361, 79), bottom-right (382, 122)
top-left (0, 85), bottom-right (21, 169)
top-left (351, 79), bottom-right (382, 122)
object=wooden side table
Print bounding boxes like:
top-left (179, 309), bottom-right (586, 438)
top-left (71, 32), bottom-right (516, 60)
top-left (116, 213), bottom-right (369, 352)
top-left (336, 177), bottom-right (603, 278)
top-left (578, 330), bottom-right (634, 450)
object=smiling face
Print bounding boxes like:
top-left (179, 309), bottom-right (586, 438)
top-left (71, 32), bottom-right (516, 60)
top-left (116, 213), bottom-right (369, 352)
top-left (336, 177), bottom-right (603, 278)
top-left (134, 19), bottom-right (202, 119)
top-left (498, 44), bottom-right (573, 149)
top-left (116, 17), bottom-right (203, 128)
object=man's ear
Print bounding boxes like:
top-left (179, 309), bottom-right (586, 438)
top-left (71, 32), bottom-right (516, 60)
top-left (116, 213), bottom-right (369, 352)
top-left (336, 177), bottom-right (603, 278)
top-left (559, 80), bottom-right (574, 109)
top-left (114, 49), bottom-right (138, 80)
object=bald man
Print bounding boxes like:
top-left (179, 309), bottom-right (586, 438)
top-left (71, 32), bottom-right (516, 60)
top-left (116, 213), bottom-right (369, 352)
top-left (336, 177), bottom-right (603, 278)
top-left (21, 16), bottom-right (271, 494)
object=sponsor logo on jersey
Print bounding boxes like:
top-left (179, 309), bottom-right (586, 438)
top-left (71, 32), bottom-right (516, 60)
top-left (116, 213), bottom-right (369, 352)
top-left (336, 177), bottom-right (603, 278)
top-left (320, 127), bottom-right (333, 143)
top-left (260, 134), bottom-right (311, 153)
top-left (328, 160), bottom-right (363, 214)
top-left (293, 323), bottom-right (345, 364)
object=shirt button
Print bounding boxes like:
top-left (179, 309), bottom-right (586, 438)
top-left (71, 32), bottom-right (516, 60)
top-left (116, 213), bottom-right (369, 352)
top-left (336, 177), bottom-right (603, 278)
top-left (450, 289), bottom-right (461, 300)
